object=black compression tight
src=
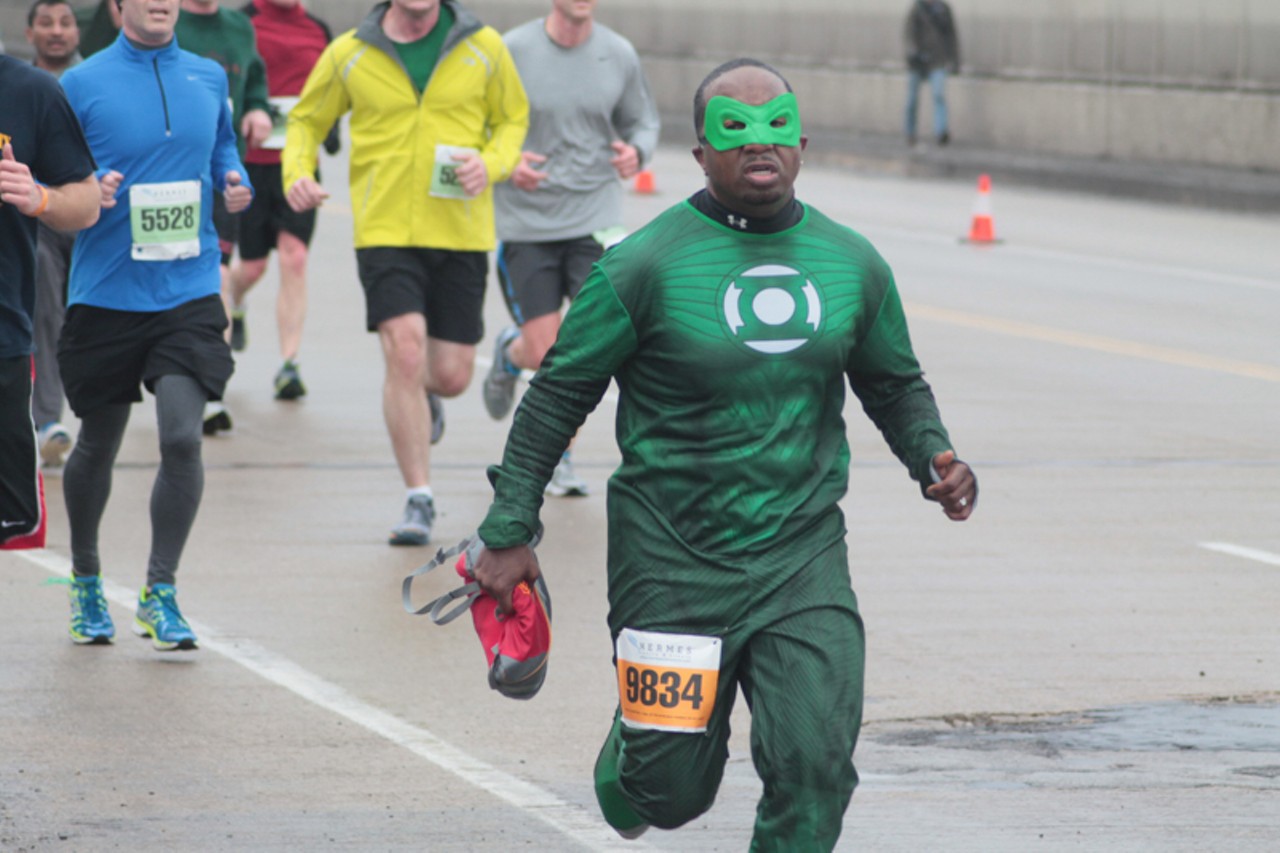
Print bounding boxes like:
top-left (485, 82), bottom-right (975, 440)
top-left (64, 375), bottom-right (207, 587)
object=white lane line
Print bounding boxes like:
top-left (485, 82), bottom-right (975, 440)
top-left (15, 548), bottom-right (645, 853)
top-left (1199, 542), bottom-right (1280, 567)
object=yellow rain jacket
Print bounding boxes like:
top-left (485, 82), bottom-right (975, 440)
top-left (282, 1), bottom-right (528, 250)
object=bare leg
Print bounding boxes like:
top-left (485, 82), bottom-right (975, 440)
top-left (274, 231), bottom-right (308, 363)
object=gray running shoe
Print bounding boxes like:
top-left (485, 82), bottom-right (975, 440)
top-left (482, 325), bottom-right (521, 420)
top-left (389, 494), bottom-right (436, 546)
top-left (428, 393), bottom-right (445, 445)
top-left (545, 453), bottom-right (589, 498)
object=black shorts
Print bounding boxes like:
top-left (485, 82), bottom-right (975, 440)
top-left (213, 193), bottom-right (239, 266)
top-left (239, 162), bottom-right (318, 261)
top-left (496, 236), bottom-right (603, 325)
top-left (58, 294), bottom-right (235, 417)
top-left (355, 247), bottom-right (488, 343)
top-left (0, 356), bottom-right (40, 543)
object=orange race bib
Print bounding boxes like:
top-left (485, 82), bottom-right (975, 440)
top-left (616, 629), bottom-right (722, 733)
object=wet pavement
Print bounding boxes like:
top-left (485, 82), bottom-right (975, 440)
top-left (3, 141), bottom-right (1279, 851)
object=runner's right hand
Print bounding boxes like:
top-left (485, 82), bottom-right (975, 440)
top-left (99, 170), bottom-right (124, 209)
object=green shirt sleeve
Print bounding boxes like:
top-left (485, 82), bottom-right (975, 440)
top-left (478, 267), bottom-right (637, 547)
top-left (845, 264), bottom-right (952, 492)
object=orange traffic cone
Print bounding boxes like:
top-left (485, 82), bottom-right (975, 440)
top-left (961, 173), bottom-right (1000, 244)
top-left (633, 169), bottom-right (656, 194)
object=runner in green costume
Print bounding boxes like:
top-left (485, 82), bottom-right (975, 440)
top-left (474, 58), bottom-right (978, 850)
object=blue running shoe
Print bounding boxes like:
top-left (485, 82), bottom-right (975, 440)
top-left (69, 575), bottom-right (115, 645)
top-left (132, 584), bottom-right (198, 651)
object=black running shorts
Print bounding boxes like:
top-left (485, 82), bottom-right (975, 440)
top-left (239, 162), bottom-right (318, 261)
top-left (496, 236), bottom-right (602, 326)
top-left (58, 294), bottom-right (234, 417)
top-left (355, 247), bottom-right (487, 343)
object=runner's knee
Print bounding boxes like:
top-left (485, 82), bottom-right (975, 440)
top-left (619, 733), bottom-right (726, 829)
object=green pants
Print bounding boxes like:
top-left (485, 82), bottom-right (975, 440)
top-left (597, 543), bottom-right (866, 851)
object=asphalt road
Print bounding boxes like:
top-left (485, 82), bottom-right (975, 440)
top-left (3, 141), bottom-right (1278, 852)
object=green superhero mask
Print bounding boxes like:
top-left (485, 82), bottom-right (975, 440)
top-left (702, 93), bottom-right (802, 151)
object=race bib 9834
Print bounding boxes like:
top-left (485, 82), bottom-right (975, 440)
top-left (616, 628), bottom-right (722, 733)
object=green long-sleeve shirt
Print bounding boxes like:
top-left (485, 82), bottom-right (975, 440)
top-left (175, 6), bottom-right (269, 156)
top-left (480, 197), bottom-right (953, 586)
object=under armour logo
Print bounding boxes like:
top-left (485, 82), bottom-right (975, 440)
top-left (727, 214), bottom-right (748, 229)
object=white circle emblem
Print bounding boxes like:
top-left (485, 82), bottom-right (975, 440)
top-left (752, 288), bottom-right (797, 326)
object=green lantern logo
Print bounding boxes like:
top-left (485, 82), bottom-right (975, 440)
top-left (720, 263), bottom-right (822, 355)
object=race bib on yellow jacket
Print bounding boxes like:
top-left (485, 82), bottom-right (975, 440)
top-left (430, 144), bottom-right (478, 199)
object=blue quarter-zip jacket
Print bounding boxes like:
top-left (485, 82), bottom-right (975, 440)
top-left (61, 32), bottom-right (251, 311)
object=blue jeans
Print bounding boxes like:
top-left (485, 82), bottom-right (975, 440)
top-left (904, 67), bottom-right (949, 140)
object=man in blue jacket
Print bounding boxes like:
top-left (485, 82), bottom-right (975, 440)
top-left (58, 0), bottom-right (253, 651)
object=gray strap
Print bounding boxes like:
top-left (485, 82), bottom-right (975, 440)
top-left (426, 581), bottom-right (481, 625)
top-left (401, 534), bottom-right (475, 618)
top-left (401, 526), bottom-right (545, 624)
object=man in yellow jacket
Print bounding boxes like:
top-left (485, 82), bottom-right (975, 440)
top-left (283, 0), bottom-right (528, 546)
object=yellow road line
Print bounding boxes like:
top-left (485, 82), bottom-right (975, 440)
top-left (906, 302), bottom-right (1280, 383)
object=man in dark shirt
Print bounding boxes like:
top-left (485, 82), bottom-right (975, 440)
top-left (0, 54), bottom-right (100, 549)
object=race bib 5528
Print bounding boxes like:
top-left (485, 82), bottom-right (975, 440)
top-left (129, 180), bottom-right (201, 261)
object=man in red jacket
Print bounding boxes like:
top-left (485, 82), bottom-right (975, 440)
top-left (227, 0), bottom-right (337, 401)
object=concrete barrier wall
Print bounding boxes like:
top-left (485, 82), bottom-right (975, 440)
top-left (4, 0), bottom-right (1277, 171)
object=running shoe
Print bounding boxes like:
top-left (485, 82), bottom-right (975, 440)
top-left (482, 325), bottom-right (521, 420)
top-left (594, 713), bottom-right (650, 839)
top-left (428, 393), bottom-right (445, 445)
top-left (38, 422), bottom-right (73, 467)
top-left (132, 584), bottom-right (197, 651)
top-left (230, 307), bottom-right (247, 352)
top-left (389, 494), bottom-right (436, 546)
top-left (68, 575), bottom-right (114, 645)
top-left (545, 453), bottom-right (589, 498)
top-left (274, 360), bottom-right (307, 400)
top-left (202, 402), bottom-right (232, 436)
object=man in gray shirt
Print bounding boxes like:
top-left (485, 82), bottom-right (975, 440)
top-left (482, 0), bottom-right (659, 497)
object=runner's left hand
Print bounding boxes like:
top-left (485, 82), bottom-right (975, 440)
top-left (241, 109), bottom-right (273, 150)
top-left (223, 171), bottom-right (252, 214)
top-left (452, 152), bottom-right (488, 197)
top-left (609, 140), bottom-right (640, 180)
top-left (925, 450), bottom-right (978, 520)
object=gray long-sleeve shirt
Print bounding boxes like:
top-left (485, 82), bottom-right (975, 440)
top-left (495, 19), bottom-right (660, 242)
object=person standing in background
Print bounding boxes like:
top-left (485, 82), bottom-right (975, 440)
top-left (903, 0), bottom-right (960, 147)
top-left (25, 0), bottom-right (83, 468)
top-left (482, 0), bottom-right (659, 499)
top-left (175, 0), bottom-right (272, 434)
top-left (283, 0), bottom-right (528, 547)
top-left (226, 0), bottom-right (339, 402)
